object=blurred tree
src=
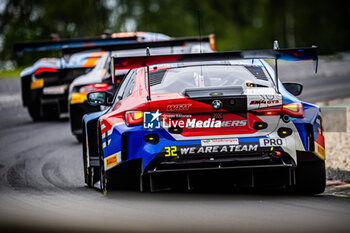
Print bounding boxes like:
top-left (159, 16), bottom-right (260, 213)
top-left (110, 0), bottom-right (350, 53)
top-left (1, 0), bottom-right (350, 66)
top-left (0, 0), bottom-right (110, 65)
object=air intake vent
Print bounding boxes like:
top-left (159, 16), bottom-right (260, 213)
top-left (245, 66), bottom-right (268, 81)
top-left (150, 70), bottom-right (166, 86)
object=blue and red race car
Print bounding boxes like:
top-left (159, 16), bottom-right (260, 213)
top-left (82, 42), bottom-right (325, 195)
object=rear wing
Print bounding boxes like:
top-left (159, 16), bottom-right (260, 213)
top-left (14, 36), bottom-right (139, 56)
top-left (112, 47), bottom-right (318, 70)
top-left (17, 35), bottom-right (216, 78)
top-left (111, 43), bottom-right (318, 98)
top-left (60, 36), bottom-right (214, 54)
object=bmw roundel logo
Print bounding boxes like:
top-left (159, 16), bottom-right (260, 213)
top-left (212, 100), bottom-right (223, 110)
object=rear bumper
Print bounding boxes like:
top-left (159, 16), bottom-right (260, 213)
top-left (143, 150), bottom-right (296, 186)
top-left (103, 125), bottom-right (299, 191)
top-left (27, 87), bottom-right (68, 115)
top-left (41, 94), bottom-right (68, 114)
top-left (102, 124), bottom-right (299, 171)
top-left (141, 162), bottom-right (296, 192)
top-left (145, 159), bottom-right (295, 174)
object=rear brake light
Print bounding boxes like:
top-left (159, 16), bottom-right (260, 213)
top-left (34, 68), bottom-right (57, 76)
top-left (125, 111), bottom-right (143, 126)
top-left (93, 83), bottom-right (109, 88)
top-left (79, 83), bottom-right (110, 93)
top-left (252, 103), bottom-right (304, 118)
top-left (282, 103), bottom-right (304, 118)
top-left (252, 106), bottom-right (282, 116)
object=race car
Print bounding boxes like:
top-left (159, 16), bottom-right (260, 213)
top-left (15, 32), bottom-right (170, 121)
top-left (68, 36), bottom-right (216, 142)
top-left (82, 42), bottom-right (325, 195)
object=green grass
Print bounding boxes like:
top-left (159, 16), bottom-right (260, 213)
top-left (0, 68), bottom-right (24, 79)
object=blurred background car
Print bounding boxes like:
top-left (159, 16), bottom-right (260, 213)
top-left (14, 32), bottom-right (170, 121)
top-left (68, 35), bottom-right (216, 141)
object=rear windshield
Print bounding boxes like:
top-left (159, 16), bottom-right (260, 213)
top-left (150, 65), bottom-right (272, 94)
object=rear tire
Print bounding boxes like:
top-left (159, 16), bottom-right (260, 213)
top-left (28, 103), bottom-right (59, 121)
top-left (100, 153), bottom-right (109, 195)
top-left (28, 104), bottom-right (42, 122)
top-left (98, 128), bottom-right (110, 195)
top-left (295, 160), bottom-right (326, 195)
top-left (75, 134), bottom-right (83, 143)
top-left (82, 131), bottom-right (93, 188)
top-left (82, 127), bottom-right (98, 188)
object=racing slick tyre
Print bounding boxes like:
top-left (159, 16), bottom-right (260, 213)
top-left (100, 153), bottom-right (109, 195)
top-left (97, 144), bottom-right (140, 194)
top-left (28, 103), bottom-right (59, 121)
top-left (82, 133), bottom-right (93, 188)
top-left (82, 128), bottom-right (98, 188)
top-left (42, 109), bottom-right (60, 121)
top-left (295, 160), bottom-right (326, 195)
top-left (75, 134), bottom-right (83, 143)
top-left (28, 103), bottom-right (42, 122)
top-left (98, 129), bottom-right (110, 195)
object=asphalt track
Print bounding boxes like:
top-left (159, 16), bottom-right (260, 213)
top-left (0, 59), bottom-right (350, 232)
top-left (278, 59), bottom-right (350, 103)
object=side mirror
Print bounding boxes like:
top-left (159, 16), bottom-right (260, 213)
top-left (87, 91), bottom-right (113, 107)
top-left (283, 82), bottom-right (303, 96)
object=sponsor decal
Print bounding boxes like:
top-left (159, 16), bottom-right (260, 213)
top-left (144, 110), bottom-right (247, 130)
top-left (166, 118), bottom-right (247, 129)
top-left (201, 139), bottom-right (238, 146)
top-left (315, 143), bottom-right (325, 160)
top-left (179, 144), bottom-right (258, 155)
top-left (43, 84), bottom-right (67, 95)
top-left (314, 114), bottom-right (325, 160)
top-left (184, 118), bottom-right (222, 128)
top-left (212, 100), bottom-right (223, 110)
top-left (143, 110), bottom-right (161, 129)
top-left (159, 141), bottom-right (290, 157)
top-left (106, 154), bottom-right (117, 168)
top-left (259, 138), bottom-right (286, 147)
top-left (220, 120), bottom-right (247, 127)
top-left (166, 104), bottom-right (192, 111)
top-left (250, 100), bottom-right (280, 105)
